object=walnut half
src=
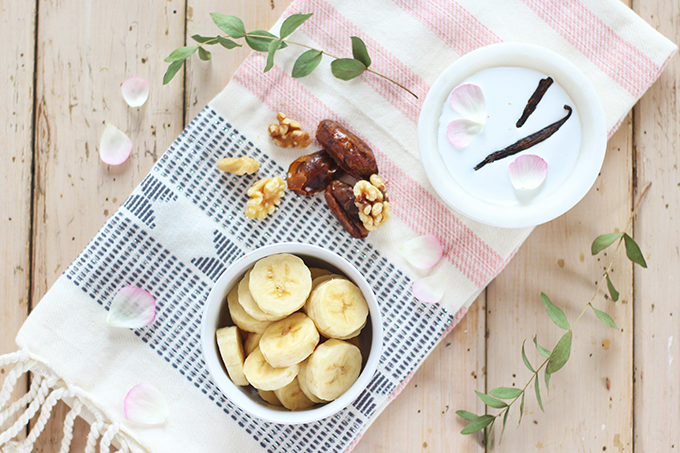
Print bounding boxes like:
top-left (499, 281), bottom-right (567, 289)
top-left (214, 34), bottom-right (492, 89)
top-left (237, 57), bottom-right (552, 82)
top-left (217, 156), bottom-right (260, 175)
top-left (268, 112), bottom-right (313, 148)
top-left (353, 174), bottom-right (391, 231)
top-left (245, 177), bottom-right (286, 220)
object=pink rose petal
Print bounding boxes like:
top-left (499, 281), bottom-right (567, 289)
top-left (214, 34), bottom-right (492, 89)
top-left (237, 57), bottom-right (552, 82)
top-left (99, 124), bottom-right (132, 165)
top-left (124, 383), bottom-right (168, 425)
top-left (399, 234), bottom-right (444, 269)
top-left (121, 77), bottom-right (150, 108)
top-left (107, 286), bottom-right (156, 328)
top-left (412, 275), bottom-right (446, 304)
top-left (449, 84), bottom-right (486, 124)
top-left (508, 154), bottom-right (548, 190)
top-left (447, 119), bottom-right (483, 148)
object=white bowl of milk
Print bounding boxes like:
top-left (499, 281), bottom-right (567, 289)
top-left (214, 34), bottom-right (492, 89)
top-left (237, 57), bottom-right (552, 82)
top-left (418, 43), bottom-right (606, 228)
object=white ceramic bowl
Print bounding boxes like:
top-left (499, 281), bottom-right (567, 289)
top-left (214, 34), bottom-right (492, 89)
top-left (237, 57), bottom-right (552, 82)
top-left (201, 242), bottom-right (383, 424)
top-left (418, 43), bottom-right (607, 228)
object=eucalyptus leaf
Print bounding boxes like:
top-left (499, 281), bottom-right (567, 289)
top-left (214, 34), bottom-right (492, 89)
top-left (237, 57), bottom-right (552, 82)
top-left (455, 410), bottom-right (479, 422)
top-left (263, 38), bottom-right (282, 72)
top-left (474, 390), bottom-right (508, 409)
top-left (486, 421), bottom-right (496, 450)
top-left (623, 233), bottom-right (647, 268)
top-left (198, 47), bottom-right (212, 61)
top-left (546, 330), bottom-right (573, 374)
top-left (245, 30), bottom-right (286, 52)
top-left (217, 36), bottom-right (241, 49)
top-left (461, 414), bottom-right (495, 435)
top-left (541, 293), bottom-right (570, 330)
top-left (534, 376), bottom-right (544, 412)
top-left (164, 46), bottom-right (198, 63)
top-left (162, 60), bottom-right (183, 85)
top-left (522, 339), bottom-right (535, 372)
top-left (544, 367), bottom-right (551, 395)
top-left (533, 336), bottom-right (552, 358)
top-left (518, 392), bottom-right (525, 426)
top-left (489, 387), bottom-right (523, 399)
top-left (592, 306), bottom-right (619, 329)
top-left (191, 35), bottom-right (217, 44)
top-left (500, 408), bottom-right (510, 443)
top-left (591, 232), bottom-right (624, 255)
top-left (292, 49), bottom-right (323, 78)
top-left (210, 13), bottom-right (246, 38)
top-left (280, 13), bottom-right (313, 38)
top-left (350, 36), bottom-right (371, 67)
top-left (330, 58), bottom-right (366, 80)
top-left (606, 274), bottom-right (620, 301)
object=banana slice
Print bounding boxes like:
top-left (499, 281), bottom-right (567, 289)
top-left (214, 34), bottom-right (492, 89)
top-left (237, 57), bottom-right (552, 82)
top-left (297, 358), bottom-right (327, 403)
top-left (244, 331), bottom-right (263, 356)
top-left (228, 285), bottom-right (271, 333)
top-left (274, 378), bottom-right (316, 411)
top-left (243, 347), bottom-right (299, 391)
top-left (305, 339), bottom-right (362, 401)
top-left (238, 270), bottom-right (286, 322)
top-left (249, 254), bottom-right (312, 318)
top-left (306, 279), bottom-right (369, 339)
top-left (309, 267), bottom-right (333, 280)
top-left (258, 389), bottom-right (283, 406)
top-left (215, 326), bottom-right (249, 386)
top-left (259, 312), bottom-right (319, 368)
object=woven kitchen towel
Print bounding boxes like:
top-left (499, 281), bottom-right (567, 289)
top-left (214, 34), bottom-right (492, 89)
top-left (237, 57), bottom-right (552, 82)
top-left (0, 0), bottom-right (675, 452)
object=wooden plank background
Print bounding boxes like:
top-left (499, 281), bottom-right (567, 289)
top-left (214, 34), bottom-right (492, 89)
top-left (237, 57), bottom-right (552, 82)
top-left (0, 0), bottom-right (677, 451)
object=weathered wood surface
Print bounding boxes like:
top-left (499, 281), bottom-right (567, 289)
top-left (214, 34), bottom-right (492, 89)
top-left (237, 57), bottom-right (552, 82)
top-left (0, 0), bottom-right (676, 452)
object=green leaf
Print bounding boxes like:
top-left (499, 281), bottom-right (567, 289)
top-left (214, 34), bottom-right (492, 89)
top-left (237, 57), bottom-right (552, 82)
top-left (534, 376), bottom-right (544, 412)
top-left (606, 274), bottom-right (620, 301)
top-left (330, 58), bottom-right (366, 80)
top-left (350, 36), bottom-right (371, 67)
top-left (292, 49), bottom-right (323, 78)
top-left (210, 13), bottom-right (246, 38)
top-left (264, 38), bottom-right (282, 73)
top-left (455, 410), bottom-right (479, 422)
top-left (461, 414), bottom-right (495, 435)
top-left (500, 407), bottom-right (510, 444)
top-left (522, 340), bottom-right (535, 372)
top-left (198, 47), bottom-right (212, 61)
top-left (474, 390), bottom-right (508, 409)
top-left (279, 13), bottom-right (312, 38)
top-left (217, 36), bottom-right (242, 49)
top-left (533, 336), bottom-right (552, 358)
top-left (164, 46), bottom-right (198, 63)
top-left (541, 293), bottom-right (570, 330)
top-left (591, 232), bottom-right (624, 255)
top-left (191, 35), bottom-right (217, 44)
top-left (623, 233), bottom-right (647, 268)
top-left (544, 366), bottom-right (551, 394)
top-left (592, 306), bottom-right (619, 329)
top-left (518, 392), bottom-right (525, 426)
top-left (245, 30), bottom-right (285, 52)
top-left (486, 421), bottom-right (496, 449)
top-left (489, 387), bottom-right (523, 399)
top-left (546, 330), bottom-right (573, 375)
top-left (162, 60), bottom-right (184, 85)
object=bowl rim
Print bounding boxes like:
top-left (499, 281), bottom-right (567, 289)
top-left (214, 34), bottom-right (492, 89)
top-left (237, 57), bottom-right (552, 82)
top-left (200, 242), bottom-right (383, 424)
top-left (418, 42), bottom-right (607, 228)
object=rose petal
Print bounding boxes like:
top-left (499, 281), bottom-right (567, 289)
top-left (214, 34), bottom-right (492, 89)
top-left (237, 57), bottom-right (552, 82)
top-left (449, 84), bottom-right (486, 124)
top-left (124, 383), bottom-right (168, 425)
top-left (412, 274), bottom-right (446, 304)
top-left (99, 124), bottom-right (132, 165)
top-left (399, 234), bottom-right (444, 269)
top-left (508, 154), bottom-right (548, 190)
top-left (121, 77), bottom-right (150, 108)
top-left (447, 119), bottom-right (483, 149)
top-left (107, 286), bottom-right (156, 328)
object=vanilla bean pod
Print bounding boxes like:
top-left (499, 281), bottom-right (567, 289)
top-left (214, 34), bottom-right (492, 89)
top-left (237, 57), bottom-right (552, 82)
top-left (474, 105), bottom-right (572, 171)
top-left (516, 77), bottom-right (554, 128)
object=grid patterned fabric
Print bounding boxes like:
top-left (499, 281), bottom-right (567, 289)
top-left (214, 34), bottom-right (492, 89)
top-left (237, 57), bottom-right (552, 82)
top-left (65, 107), bottom-right (454, 453)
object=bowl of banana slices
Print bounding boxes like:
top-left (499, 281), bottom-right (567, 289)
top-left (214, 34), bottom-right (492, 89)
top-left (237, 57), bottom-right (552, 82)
top-left (201, 242), bottom-right (383, 424)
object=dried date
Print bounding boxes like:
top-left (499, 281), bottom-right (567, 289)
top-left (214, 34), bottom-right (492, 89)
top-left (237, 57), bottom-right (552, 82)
top-left (316, 120), bottom-right (378, 180)
top-left (287, 150), bottom-right (341, 196)
top-left (324, 180), bottom-right (369, 239)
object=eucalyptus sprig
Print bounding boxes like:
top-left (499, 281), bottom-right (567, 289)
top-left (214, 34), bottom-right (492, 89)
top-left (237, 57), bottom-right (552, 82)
top-left (457, 183), bottom-right (651, 448)
top-left (163, 13), bottom-right (418, 98)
